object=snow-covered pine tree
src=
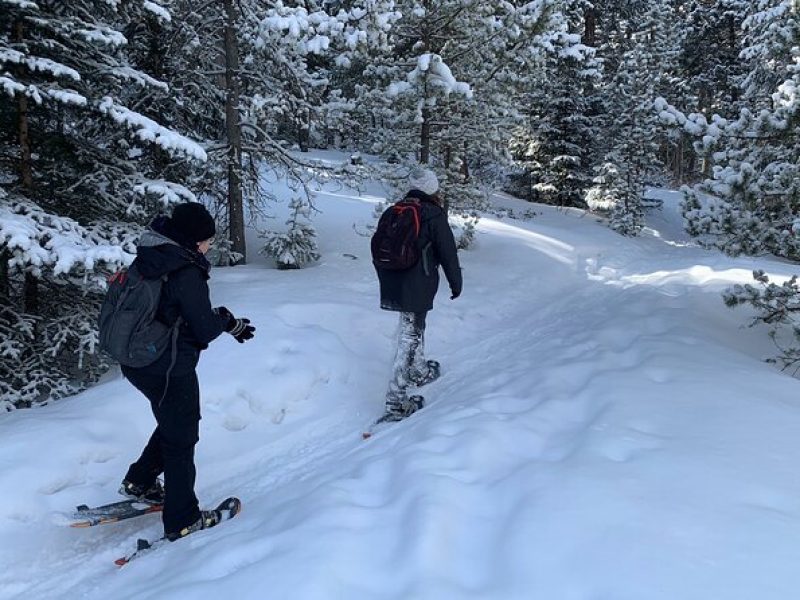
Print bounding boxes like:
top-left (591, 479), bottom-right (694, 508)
top-left (510, 1), bottom-right (601, 207)
top-left (665, 0), bottom-right (749, 182)
top-left (260, 195), bottom-right (320, 269)
top-left (665, 0), bottom-right (800, 375)
top-left (354, 0), bottom-right (564, 212)
top-left (143, 1), bottom-right (400, 264)
top-left (681, 0), bottom-right (749, 115)
top-left (0, 0), bottom-right (205, 408)
top-left (587, 0), bottom-right (680, 235)
top-left (680, 0), bottom-right (800, 259)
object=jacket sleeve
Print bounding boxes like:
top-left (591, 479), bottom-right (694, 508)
top-left (173, 267), bottom-right (227, 346)
top-left (432, 212), bottom-right (463, 296)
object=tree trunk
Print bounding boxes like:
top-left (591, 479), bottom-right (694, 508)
top-left (23, 272), bottom-right (38, 313)
top-left (673, 141), bottom-right (684, 184)
top-left (419, 12), bottom-right (431, 165)
top-left (420, 106), bottom-right (431, 164)
top-left (0, 250), bottom-right (9, 298)
top-left (583, 7), bottom-right (597, 47)
top-left (15, 20), bottom-right (33, 189)
top-left (297, 107), bottom-right (310, 152)
top-left (15, 19), bottom-right (37, 309)
top-left (224, 0), bottom-right (246, 264)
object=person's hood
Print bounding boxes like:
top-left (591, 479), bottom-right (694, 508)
top-left (134, 217), bottom-right (210, 279)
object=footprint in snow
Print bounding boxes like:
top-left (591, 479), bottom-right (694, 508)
top-left (595, 428), bottom-right (664, 463)
top-left (38, 473), bottom-right (85, 495)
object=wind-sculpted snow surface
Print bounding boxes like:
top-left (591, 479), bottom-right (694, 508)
top-left (2, 175), bottom-right (800, 599)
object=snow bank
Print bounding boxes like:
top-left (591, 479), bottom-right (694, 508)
top-left (1, 176), bottom-right (800, 600)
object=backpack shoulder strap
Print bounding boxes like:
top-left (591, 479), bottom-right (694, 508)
top-left (392, 199), bottom-right (421, 236)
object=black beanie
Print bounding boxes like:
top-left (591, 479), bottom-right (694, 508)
top-left (169, 203), bottom-right (216, 247)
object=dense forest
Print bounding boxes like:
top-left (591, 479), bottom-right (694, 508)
top-left (1, 0), bottom-right (799, 409)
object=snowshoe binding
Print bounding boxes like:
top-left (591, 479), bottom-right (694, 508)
top-left (119, 478), bottom-right (165, 505)
top-left (166, 497), bottom-right (241, 542)
top-left (381, 394), bottom-right (425, 423)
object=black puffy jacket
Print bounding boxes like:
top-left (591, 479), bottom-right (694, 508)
top-left (123, 219), bottom-right (228, 376)
top-left (375, 190), bottom-right (463, 313)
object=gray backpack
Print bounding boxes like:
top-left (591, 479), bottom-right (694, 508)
top-left (98, 263), bottom-right (180, 367)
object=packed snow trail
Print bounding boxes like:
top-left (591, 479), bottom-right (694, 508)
top-left (2, 179), bottom-right (800, 599)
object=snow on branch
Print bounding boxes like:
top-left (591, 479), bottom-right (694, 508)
top-left (0, 0), bottom-right (39, 9)
top-left (0, 198), bottom-right (132, 276)
top-left (257, 2), bottom-right (400, 55)
top-left (0, 75), bottom-right (27, 99)
top-left (143, 1), bottom-right (171, 23)
top-left (0, 75), bottom-right (47, 103)
top-left (73, 25), bottom-right (127, 46)
top-left (98, 97), bottom-right (207, 161)
top-left (45, 88), bottom-right (88, 106)
top-left (133, 180), bottom-right (197, 206)
top-left (387, 53), bottom-right (473, 99)
top-left (0, 48), bottom-right (80, 81)
top-left (258, 5), bottom-right (333, 54)
top-left (110, 66), bottom-right (169, 91)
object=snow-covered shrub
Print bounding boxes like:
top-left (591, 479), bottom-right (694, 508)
top-left (724, 271), bottom-right (800, 374)
top-left (260, 197), bottom-right (321, 270)
top-left (586, 158), bottom-right (645, 236)
top-left (206, 237), bottom-right (244, 268)
top-left (450, 211), bottom-right (480, 250)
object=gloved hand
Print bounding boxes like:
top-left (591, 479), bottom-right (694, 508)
top-left (450, 287), bottom-right (461, 300)
top-left (227, 317), bottom-right (255, 343)
top-left (215, 306), bottom-right (256, 343)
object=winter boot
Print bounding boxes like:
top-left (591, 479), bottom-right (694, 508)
top-left (119, 479), bottom-right (165, 505)
top-left (166, 497), bottom-right (241, 542)
top-left (411, 360), bottom-right (441, 387)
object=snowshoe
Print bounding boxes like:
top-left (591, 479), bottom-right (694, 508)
top-left (363, 395), bottom-right (425, 439)
top-left (115, 497), bottom-right (242, 566)
top-left (70, 498), bottom-right (162, 528)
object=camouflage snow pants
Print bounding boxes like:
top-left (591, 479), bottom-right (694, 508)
top-left (385, 311), bottom-right (428, 405)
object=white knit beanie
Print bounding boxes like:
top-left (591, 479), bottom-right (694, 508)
top-left (408, 167), bottom-right (439, 195)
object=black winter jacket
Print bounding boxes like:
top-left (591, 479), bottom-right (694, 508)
top-left (376, 190), bottom-right (462, 313)
top-left (124, 219), bottom-right (228, 376)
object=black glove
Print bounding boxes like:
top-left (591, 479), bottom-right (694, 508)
top-left (227, 317), bottom-right (255, 343)
top-left (450, 287), bottom-right (461, 300)
top-left (216, 306), bottom-right (256, 343)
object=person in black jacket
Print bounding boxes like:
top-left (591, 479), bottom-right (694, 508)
top-left (118, 202), bottom-right (255, 541)
top-left (376, 167), bottom-right (462, 420)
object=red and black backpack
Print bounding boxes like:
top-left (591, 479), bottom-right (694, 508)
top-left (371, 198), bottom-right (423, 270)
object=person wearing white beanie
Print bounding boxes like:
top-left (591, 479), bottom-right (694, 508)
top-left (408, 167), bottom-right (440, 196)
top-left (370, 165), bottom-right (463, 423)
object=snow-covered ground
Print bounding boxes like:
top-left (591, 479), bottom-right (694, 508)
top-left (2, 167), bottom-right (800, 600)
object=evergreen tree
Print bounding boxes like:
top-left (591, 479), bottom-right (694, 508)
top-left (588, 0), bottom-right (680, 234)
top-left (680, 0), bottom-right (800, 259)
top-left (510, 4), bottom-right (601, 207)
top-left (681, 0), bottom-right (748, 115)
top-left (353, 0), bottom-right (564, 211)
top-left (0, 0), bottom-right (205, 408)
top-left (260, 195), bottom-right (320, 269)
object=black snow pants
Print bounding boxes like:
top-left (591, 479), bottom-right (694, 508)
top-left (122, 367), bottom-right (202, 535)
